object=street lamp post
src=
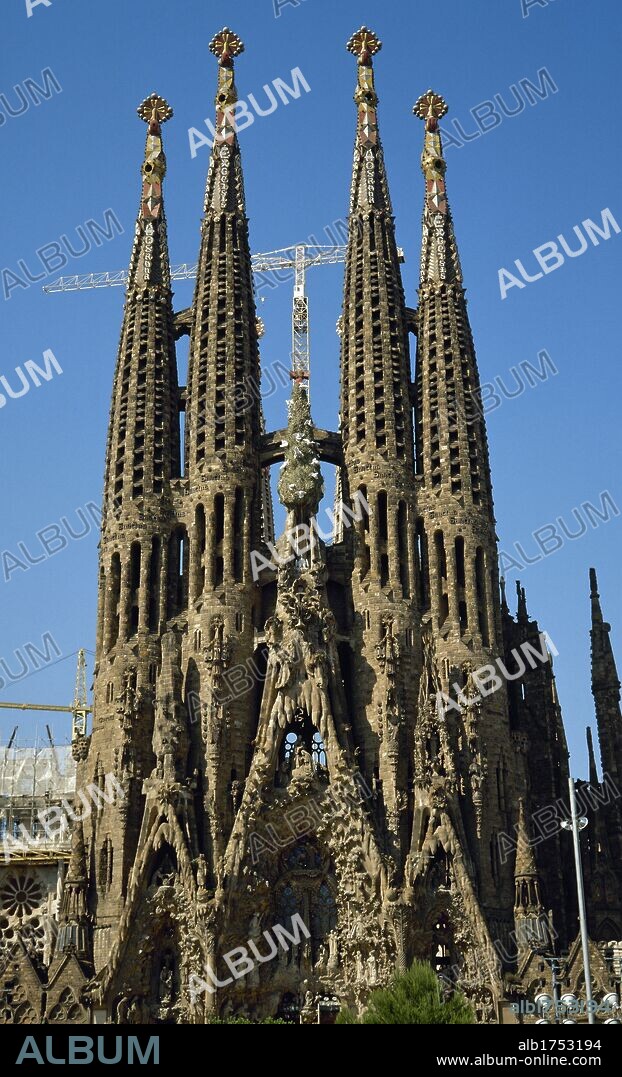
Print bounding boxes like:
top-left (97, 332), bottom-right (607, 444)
top-left (561, 775), bottom-right (595, 1026)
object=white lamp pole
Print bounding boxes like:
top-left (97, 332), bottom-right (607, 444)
top-left (561, 776), bottom-right (595, 1025)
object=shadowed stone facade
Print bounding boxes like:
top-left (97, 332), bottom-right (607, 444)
top-left (2, 27), bottom-right (621, 1025)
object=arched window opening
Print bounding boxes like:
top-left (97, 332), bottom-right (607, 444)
top-left (435, 531), bottom-right (448, 628)
top-left (193, 504), bottom-right (206, 599)
top-left (398, 500), bottom-right (409, 597)
top-left (276, 712), bottom-right (328, 786)
top-left (233, 487), bottom-right (244, 582)
top-left (475, 547), bottom-right (489, 646)
top-left (148, 536), bottom-right (160, 633)
top-left (377, 491), bottom-right (388, 541)
top-left (213, 493), bottom-right (224, 587)
top-left (167, 528), bottom-right (188, 617)
top-left (490, 834), bottom-right (501, 885)
top-left (129, 541), bottom-right (141, 637)
top-left (108, 553), bottom-right (121, 650)
top-left (416, 517), bottom-right (429, 610)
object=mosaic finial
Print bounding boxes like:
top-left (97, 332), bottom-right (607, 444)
top-left (135, 94), bottom-right (171, 219)
top-left (346, 27), bottom-right (382, 65)
top-left (413, 90), bottom-right (448, 131)
top-left (137, 93), bottom-right (173, 131)
top-left (209, 27), bottom-right (245, 66)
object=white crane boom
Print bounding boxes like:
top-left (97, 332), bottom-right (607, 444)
top-left (41, 245), bottom-right (348, 293)
top-left (42, 244), bottom-right (356, 390)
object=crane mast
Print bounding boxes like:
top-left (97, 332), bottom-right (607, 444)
top-left (43, 244), bottom-right (354, 393)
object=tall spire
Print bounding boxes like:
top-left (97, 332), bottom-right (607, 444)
top-left (127, 94), bottom-right (174, 288)
top-left (202, 28), bottom-right (246, 216)
top-left (413, 89), bottom-right (500, 653)
top-left (97, 95), bottom-right (180, 664)
top-left (101, 94), bottom-right (180, 520)
top-left (338, 29), bottom-right (418, 865)
top-left (589, 567), bottom-right (622, 787)
top-left (185, 28), bottom-right (261, 478)
top-left (413, 91), bottom-right (462, 286)
top-left (339, 27), bottom-right (414, 471)
top-left (89, 97), bottom-right (183, 950)
top-left (182, 30), bottom-right (263, 868)
top-left (346, 27), bottom-right (392, 215)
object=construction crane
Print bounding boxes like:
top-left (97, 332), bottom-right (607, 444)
top-left (43, 244), bottom-right (352, 387)
top-left (0, 650), bottom-right (92, 742)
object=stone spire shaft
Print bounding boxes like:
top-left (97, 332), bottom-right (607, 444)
top-left (185, 28), bottom-right (261, 490)
top-left (95, 93), bottom-right (184, 670)
top-left (590, 568), bottom-right (622, 787)
top-left (87, 97), bottom-right (184, 969)
top-left (413, 91), bottom-right (501, 655)
top-left (513, 799), bottom-right (549, 950)
top-left (340, 28), bottom-right (414, 476)
top-left (338, 29), bottom-right (419, 864)
top-left (339, 28), bottom-right (417, 601)
top-left (180, 31), bottom-right (263, 868)
top-left (97, 95), bottom-right (181, 661)
top-left (101, 95), bottom-right (180, 527)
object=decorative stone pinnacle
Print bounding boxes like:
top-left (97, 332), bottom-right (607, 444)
top-left (137, 93), bottom-right (173, 128)
top-left (413, 90), bottom-right (448, 131)
top-left (277, 382), bottom-right (323, 515)
top-left (209, 27), bottom-right (245, 66)
top-left (346, 27), bottom-right (382, 64)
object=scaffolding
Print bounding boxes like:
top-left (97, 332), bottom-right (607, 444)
top-left (0, 738), bottom-right (76, 860)
top-left (0, 650), bottom-right (89, 862)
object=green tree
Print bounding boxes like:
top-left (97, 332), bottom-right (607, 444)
top-left (337, 960), bottom-right (475, 1025)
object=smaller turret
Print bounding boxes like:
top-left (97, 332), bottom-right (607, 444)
top-left (513, 799), bottom-right (549, 952)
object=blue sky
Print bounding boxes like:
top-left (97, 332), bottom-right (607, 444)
top-left (1, 0), bottom-right (620, 779)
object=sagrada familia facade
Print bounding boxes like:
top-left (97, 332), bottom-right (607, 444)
top-left (2, 27), bottom-right (621, 1024)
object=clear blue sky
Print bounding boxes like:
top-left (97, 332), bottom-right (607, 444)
top-left (1, 0), bottom-right (620, 780)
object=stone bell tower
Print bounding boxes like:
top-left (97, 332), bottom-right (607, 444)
top-left (36, 27), bottom-right (620, 1028)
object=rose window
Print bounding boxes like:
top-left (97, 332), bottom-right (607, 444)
top-left (0, 874), bottom-right (44, 918)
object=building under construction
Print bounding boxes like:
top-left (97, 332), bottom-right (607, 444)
top-left (0, 651), bottom-right (91, 1022)
top-left (1, 27), bottom-right (622, 1025)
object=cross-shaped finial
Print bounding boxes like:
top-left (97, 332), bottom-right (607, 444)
top-left (413, 90), bottom-right (448, 131)
top-left (137, 93), bottom-right (173, 127)
top-left (346, 26), bottom-right (382, 64)
top-left (209, 27), bottom-right (245, 66)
